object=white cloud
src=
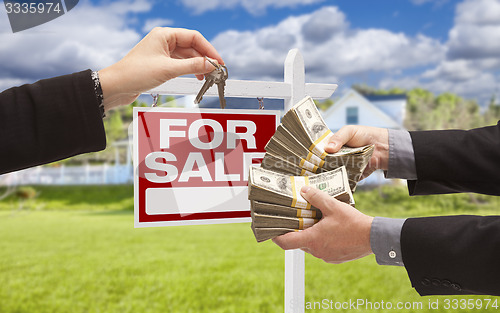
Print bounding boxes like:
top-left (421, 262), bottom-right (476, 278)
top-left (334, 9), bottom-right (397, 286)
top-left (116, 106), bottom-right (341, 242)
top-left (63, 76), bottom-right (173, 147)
top-left (380, 71), bottom-right (498, 103)
top-left (301, 5), bottom-right (348, 43)
top-left (422, 59), bottom-right (482, 82)
top-left (0, 0), bottom-right (151, 90)
top-left (211, 6), bottom-right (445, 83)
top-left (454, 0), bottom-right (500, 25)
top-left (142, 18), bottom-right (174, 33)
top-left (179, 0), bottom-right (324, 15)
top-left (380, 54), bottom-right (500, 104)
top-left (1, 0), bottom-right (497, 105)
top-left (448, 0), bottom-right (500, 59)
top-left (0, 78), bottom-right (29, 92)
top-left (388, 0), bottom-right (500, 105)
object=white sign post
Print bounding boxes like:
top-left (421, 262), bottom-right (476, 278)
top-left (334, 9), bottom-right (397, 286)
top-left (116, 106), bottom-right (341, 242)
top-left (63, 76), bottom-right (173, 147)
top-left (144, 49), bottom-right (337, 313)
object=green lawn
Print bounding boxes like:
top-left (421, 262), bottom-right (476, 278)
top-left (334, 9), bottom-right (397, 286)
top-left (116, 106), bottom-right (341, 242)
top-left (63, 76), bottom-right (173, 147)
top-left (0, 185), bottom-right (499, 313)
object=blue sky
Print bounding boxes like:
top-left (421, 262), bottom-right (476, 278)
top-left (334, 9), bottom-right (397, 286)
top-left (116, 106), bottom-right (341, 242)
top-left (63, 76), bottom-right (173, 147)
top-left (1, 0), bottom-right (499, 105)
top-left (132, 0), bottom-right (456, 40)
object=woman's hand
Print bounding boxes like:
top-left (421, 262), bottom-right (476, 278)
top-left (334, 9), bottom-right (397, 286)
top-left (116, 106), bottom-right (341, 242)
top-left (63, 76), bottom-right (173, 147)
top-left (98, 27), bottom-right (224, 111)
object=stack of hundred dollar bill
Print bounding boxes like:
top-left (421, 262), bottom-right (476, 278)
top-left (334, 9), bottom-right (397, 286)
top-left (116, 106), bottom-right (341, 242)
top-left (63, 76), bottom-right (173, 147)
top-left (248, 96), bottom-right (374, 242)
top-left (263, 96), bottom-right (374, 191)
top-left (249, 166), bottom-right (355, 242)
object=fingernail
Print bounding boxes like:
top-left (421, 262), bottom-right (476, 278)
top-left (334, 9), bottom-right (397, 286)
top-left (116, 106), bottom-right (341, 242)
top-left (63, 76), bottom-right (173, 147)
top-left (301, 186), bottom-right (311, 194)
top-left (328, 142), bottom-right (337, 149)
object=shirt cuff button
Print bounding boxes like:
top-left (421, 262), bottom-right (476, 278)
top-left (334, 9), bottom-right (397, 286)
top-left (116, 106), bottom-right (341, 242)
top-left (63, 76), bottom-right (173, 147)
top-left (388, 250), bottom-right (397, 259)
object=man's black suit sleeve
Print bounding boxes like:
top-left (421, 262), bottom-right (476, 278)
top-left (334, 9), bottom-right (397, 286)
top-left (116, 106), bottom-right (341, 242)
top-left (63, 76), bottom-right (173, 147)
top-left (407, 122), bottom-right (500, 196)
top-left (0, 70), bottom-right (106, 175)
top-left (401, 215), bottom-right (500, 296)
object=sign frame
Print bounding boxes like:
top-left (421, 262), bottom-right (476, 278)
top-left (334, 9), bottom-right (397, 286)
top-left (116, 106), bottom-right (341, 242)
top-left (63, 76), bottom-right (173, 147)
top-left (133, 106), bottom-right (280, 228)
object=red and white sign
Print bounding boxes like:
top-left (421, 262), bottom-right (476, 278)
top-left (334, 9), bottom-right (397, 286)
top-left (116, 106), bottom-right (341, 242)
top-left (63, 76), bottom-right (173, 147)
top-left (133, 107), bottom-right (279, 227)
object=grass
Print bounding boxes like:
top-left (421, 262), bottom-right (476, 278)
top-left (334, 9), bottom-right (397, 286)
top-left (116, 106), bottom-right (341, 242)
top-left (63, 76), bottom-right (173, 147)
top-left (0, 185), bottom-right (134, 212)
top-left (0, 184), bottom-right (499, 313)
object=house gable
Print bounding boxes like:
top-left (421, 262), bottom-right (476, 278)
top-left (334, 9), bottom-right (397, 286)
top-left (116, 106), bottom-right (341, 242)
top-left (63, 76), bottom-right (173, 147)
top-left (322, 90), bottom-right (403, 131)
top-left (365, 94), bottom-right (407, 126)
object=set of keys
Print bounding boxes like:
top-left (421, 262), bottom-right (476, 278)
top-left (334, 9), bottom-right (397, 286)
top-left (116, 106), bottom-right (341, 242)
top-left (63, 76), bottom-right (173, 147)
top-left (194, 57), bottom-right (228, 109)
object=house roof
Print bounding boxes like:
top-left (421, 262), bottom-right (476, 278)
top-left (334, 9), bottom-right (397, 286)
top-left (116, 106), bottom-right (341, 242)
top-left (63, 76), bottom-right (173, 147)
top-left (364, 94), bottom-right (407, 102)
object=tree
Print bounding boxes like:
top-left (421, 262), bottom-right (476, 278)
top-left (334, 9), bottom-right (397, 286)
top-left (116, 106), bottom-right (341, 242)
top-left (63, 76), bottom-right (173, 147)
top-left (405, 90), bottom-right (483, 130)
top-left (352, 85), bottom-right (487, 131)
top-left (314, 98), bottom-right (334, 111)
top-left (104, 110), bottom-right (125, 144)
top-left (353, 84), bottom-right (406, 96)
top-left (484, 94), bottom-right (500, 126)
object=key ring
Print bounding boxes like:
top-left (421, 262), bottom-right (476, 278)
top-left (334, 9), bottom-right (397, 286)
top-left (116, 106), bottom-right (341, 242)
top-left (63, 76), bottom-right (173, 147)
top-left (205, 56), bottom-right (228, 79)
top-left (257, 97), bottom-right (264, 110)
top-left (205, 56), bottom-right (219, 69)
top-left (151, 94), bottom-right (159, 107)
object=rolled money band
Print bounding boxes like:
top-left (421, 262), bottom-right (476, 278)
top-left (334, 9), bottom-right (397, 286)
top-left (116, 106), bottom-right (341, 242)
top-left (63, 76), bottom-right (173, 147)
top-left (300, 169), bottom-right (314, 176)
top-left (298, 218), bottom-right (317, 230)
top-left (299, 158), bottom-right (319, 173)
top-left (296, 209), bottom-right (316, 218)
top-left (290, 176), bottom-right (311, 210)
top-left (305, 152), bottom-right (325, 167)
top-left (309, 130), bottom-right (334, 159)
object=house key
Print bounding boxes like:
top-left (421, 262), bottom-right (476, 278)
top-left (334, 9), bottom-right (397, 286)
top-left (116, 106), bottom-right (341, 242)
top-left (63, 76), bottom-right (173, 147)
top-left (194, 57), bottom-right (228, 109)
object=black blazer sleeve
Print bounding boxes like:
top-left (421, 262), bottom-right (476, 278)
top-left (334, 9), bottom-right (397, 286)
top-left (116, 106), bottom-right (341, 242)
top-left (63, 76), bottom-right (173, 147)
top-left (401, 215), bottom-right (500, 296)
top-left (0, 70), bottom-right (106, 175)
top-left (407, 122), bottom-right (500, 196)
top-left (401, 123), bottom-right (500, 296)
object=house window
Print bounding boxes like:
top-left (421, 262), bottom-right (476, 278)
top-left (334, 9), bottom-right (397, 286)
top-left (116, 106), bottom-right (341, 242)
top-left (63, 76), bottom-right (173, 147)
top-left (346, 107), bottom-right (358, 124)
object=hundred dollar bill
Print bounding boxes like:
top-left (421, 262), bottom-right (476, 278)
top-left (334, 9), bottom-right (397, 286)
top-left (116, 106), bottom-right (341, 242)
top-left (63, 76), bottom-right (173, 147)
top-left (266, 130), bottom-right (325, 173)
top-left (262, 151), bottom-right (316, 176)
top-left (264, 133), bottom-right (363, 190)
top-left (248, 165), bottom-right (354, 208)
top-left (251, 200), bottom-right (322, 219)
top-left (250, 226), bottom-right (296, 243)
top-left (269, 125), bottom-right (372, 177)
top-left (281, 96), bottom-right (333, 158)
top-left (251, 212), bottom-right (318, 230)
top-left (262, 151), bottom-right (359, 191)
top-left (281, 95), bottom-right (373, 162)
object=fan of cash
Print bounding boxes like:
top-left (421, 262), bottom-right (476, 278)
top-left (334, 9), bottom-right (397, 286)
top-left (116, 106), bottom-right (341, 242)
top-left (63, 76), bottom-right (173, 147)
top-left (263, 96), bottom-right (374, 191)
top-left (248, 96), bottom-right (374, 242)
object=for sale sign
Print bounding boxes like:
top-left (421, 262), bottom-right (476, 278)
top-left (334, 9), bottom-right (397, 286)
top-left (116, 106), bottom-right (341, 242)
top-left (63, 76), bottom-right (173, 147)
top-left (133, 107), bottom-right (280, 227)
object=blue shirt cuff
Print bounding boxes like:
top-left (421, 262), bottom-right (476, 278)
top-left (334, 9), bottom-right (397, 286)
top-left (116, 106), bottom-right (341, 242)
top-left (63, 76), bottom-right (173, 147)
top-left (386, 129), bottom-right (417, 180)
top-left (370, 217), bottom-right (406, 266)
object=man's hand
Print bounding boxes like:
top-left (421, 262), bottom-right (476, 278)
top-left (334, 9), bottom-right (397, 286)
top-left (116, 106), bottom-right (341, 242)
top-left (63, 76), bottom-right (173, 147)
top-left (325, 125), bottom-right (389, 179)
top-left (273, 186), bottom-right (374, 264)
top-left (98, 27), bottom-right (224, 110)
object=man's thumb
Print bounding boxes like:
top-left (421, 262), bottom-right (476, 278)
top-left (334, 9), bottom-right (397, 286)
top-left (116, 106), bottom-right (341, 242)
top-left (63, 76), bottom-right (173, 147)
top-left (300, 186), bottom-right (337, 216)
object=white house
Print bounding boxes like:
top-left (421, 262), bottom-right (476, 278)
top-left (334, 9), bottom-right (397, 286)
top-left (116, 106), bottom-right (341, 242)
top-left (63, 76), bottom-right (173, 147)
top-left (323, 89), bottom-right (407, 186)
top-left (323, 89), bottom-right (406, 131)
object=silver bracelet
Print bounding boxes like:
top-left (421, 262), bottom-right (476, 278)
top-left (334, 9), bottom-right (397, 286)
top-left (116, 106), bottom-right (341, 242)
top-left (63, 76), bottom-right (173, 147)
top-left (91, 70), bottom-right (105, 118)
